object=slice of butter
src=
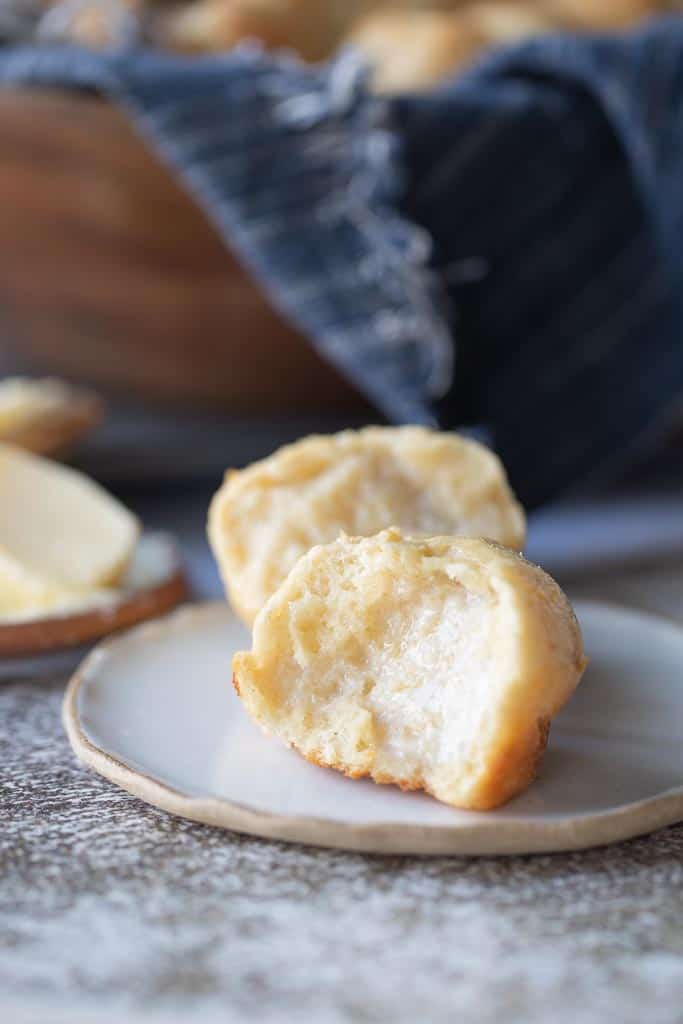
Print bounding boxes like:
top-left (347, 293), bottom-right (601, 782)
top-left (0, 443), bottom-right (139, 593)
top-left (0, 548), bottom-right (113, 620)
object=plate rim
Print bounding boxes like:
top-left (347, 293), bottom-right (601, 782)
top-left (62, 599), bottom-right (683, 856)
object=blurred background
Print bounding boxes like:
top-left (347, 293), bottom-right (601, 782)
top-left (2, 14), bottom-right (683, 1021)
top-left (1, 0), bottom-right (682, 603)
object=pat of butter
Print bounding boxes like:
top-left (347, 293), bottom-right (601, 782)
top-left (0, 547), bottom-right (114, 621)
top-left (0, 444), bottom-right (139, 605)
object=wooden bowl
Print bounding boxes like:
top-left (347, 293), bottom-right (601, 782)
top-left (0, 88), bottom-right (367, 414)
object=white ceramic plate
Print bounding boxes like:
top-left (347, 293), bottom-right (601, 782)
top-left (63, 600), bottom-right (683, 856)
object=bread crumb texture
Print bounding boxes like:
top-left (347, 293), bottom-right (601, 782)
top-left (233, 530), bottom-right (586, 810)
top-left (209, 426), bottom-right (525, 625)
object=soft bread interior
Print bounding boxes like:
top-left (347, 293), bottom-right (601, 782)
top-left (233, 531), bottom-right (585, 810)
top-left (265, 568), bottom-right (500, 794)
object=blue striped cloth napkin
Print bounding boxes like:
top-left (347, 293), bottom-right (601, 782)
top-left (1, 16), bottom-right (682, 506)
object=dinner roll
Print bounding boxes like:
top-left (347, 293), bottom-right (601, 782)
top-left (208, 426), bottom-right (525, 625)
top-left (0, 377), bottom-right (102, 457)
top-left (233, 529), bottom-right (586, 810)
top-left (346, 5), bottom-right (557, 93)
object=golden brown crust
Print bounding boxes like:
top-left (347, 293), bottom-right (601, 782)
top-left (462, 717), bottom-right (551, 811)
top-left (231, 675), bottom-right (560, 812)
top-left (293, 744), bottom-right (423, 791)
top-left (231, 681), bottom-right (557, 812)
top-left (284, 717), bottom-right (551, 811)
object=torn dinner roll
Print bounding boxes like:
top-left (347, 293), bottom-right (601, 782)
top-left (208, 425), bottom-right (526, 625)
top-left (232, 529), bottom-right (586, 810)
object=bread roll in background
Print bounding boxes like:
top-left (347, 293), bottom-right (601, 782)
top-left (347, 5), bottom-right (558, 92)
top-left (233, 529), bottom-right (587, 810)
top-left (208, 426), bottom-right (525, 625)
top-left (346, 9), bottom-right (482, 93)
top-left (24, 0), bottom-right (677, 91)
top-left (160, 0), bottom-right (364, 58)
top-left (36, 0), bottom-right (143, 48)
top-left (0, 378), bottom-right (103, 458)
top-left (158, 0), bottom-right (673, 92)
top-left (540, 0), bottom-right (663, 30)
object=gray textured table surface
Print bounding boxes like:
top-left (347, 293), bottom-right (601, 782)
top-left (3, 487), bottom-right (683, 1024)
